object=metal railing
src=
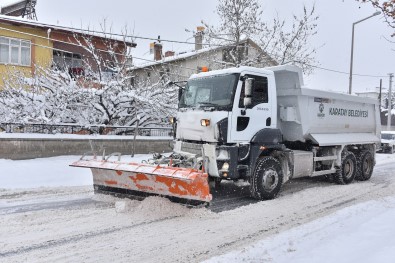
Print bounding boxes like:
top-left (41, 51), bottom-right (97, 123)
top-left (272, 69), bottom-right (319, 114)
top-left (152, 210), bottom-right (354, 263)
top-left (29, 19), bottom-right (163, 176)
top-left (0, 123), bottom-right (173, 137)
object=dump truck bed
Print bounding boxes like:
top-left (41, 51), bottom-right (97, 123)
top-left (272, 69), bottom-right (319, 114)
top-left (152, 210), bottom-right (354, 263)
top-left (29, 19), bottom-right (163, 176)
top-left (270, 65), bottom-right (381, 145)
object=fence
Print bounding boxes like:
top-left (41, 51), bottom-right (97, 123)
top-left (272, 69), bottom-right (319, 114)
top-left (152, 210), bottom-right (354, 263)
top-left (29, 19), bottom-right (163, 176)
top-left (0, 123), bottom-right (173, 137)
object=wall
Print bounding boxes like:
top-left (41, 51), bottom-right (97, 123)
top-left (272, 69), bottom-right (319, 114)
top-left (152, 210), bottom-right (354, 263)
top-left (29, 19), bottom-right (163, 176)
top-left (0, 138), bottom-right (172, 160)
top-left (51, 31), bottom-right (128, 73)
top-left (0, 23), bottom-right (52, 88)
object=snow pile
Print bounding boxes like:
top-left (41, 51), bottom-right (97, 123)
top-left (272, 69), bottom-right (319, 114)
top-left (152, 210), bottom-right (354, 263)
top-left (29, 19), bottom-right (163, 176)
top-left (115, 196), bottom-right (190, 217)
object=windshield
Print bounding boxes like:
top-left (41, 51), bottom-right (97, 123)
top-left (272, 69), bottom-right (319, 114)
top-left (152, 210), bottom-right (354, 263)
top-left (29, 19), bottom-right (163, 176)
top-left (179, 74), bottom-right (239, 110)
top-left (382, 133), bottom-right (395, 140)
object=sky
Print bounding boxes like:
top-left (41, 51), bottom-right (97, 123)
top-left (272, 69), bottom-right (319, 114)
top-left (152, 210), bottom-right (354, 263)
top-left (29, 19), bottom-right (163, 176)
top-left (35, 0), bottom-right (394, 94)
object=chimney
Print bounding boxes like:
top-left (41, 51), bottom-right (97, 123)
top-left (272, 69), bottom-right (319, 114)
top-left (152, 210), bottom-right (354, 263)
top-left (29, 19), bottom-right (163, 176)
top-left (195, 26), bottom-right (205, 51)
top-left (154, 42), bottom-right (163, 61)
top-left (165, 51), bottom-right (175, 57)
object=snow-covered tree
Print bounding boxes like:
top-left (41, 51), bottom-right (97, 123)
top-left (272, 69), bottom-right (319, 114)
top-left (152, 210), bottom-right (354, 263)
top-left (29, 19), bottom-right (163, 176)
top-left (202, 0), bottom-right (319, 73)
top-left (0, 27), bottom-right (177, 132)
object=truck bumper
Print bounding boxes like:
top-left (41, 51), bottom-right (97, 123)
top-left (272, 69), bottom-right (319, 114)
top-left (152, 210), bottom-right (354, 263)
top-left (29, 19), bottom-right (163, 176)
top-left (173, 141), bottom-right (239, 179)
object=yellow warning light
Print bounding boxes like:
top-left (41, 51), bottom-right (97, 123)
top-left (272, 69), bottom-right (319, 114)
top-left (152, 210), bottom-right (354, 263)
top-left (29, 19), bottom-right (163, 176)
top-left (197, 26), bottom-right (205, 32)
top-left (201, 66), bottom-right (209, 72)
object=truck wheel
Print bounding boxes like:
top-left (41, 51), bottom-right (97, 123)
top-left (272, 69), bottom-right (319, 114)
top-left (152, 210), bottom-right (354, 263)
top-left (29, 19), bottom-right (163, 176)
top-left (335, 151), bottom-right (356, 185)
top-left (356, 151), bottom-right (374, 181)
top-left (250, 156), bottom-right (283, 200)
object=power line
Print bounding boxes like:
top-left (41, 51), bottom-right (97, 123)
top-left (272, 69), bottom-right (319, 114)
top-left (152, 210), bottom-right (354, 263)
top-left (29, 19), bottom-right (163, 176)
top-left (0, 15), bottom-right (223, 47)
top-left (0, 24), bottom-right (206, 73)
top-left (0, 20), bottom-right (389, 79)
top-left (0, 25), bottom-right (131, 58)
top-left (292, 60), bottom-right (389, 78)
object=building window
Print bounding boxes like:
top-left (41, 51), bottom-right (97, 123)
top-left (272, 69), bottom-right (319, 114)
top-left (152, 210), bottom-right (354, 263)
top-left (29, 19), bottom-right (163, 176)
top-left (53, 50), bottom-right (83, 71)
top-left (0, 36), bottom-right (31, 66)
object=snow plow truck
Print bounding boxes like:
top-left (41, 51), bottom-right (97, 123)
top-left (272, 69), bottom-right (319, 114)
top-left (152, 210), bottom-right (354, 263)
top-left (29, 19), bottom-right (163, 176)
top-left (71, 65), bottom-right (381, 205)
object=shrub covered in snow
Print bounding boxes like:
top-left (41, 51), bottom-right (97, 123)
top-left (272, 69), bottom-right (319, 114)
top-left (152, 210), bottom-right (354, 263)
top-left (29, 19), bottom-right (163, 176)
top-left (0, 28), bottom-right (177, 130)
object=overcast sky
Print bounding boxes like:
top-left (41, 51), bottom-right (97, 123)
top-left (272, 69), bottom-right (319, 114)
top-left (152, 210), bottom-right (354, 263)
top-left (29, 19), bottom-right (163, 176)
top-left (36, 0), bottom-right (394, 94)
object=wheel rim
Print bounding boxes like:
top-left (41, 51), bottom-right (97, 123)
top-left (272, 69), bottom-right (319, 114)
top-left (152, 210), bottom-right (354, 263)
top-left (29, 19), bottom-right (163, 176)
top-left (262, 169), bottom-right (279, 191)
top-left (344, 159), bottom-right (354, 179)
top-left (363, 156), bottom-right (373, 175)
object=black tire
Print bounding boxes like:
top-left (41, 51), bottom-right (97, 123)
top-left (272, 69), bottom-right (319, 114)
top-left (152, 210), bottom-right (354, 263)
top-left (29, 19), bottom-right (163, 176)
top-left (356, 151), bottom-right (374, 181)
top-left (335, 151), bottom-right (356, 185)
top-left (250, 156), bottom-right (283, 200)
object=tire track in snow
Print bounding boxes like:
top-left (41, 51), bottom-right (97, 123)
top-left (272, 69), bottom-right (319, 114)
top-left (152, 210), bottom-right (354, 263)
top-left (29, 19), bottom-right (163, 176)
top-left (0, 215), bottom-right (180, 258)
top-left (0, 198), bottom-right (100, 215)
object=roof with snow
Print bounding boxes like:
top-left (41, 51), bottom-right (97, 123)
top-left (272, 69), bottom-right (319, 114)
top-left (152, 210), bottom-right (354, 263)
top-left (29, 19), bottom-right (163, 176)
top-left (0, 14), bottom-right (137, 47)
top-left (0, 0), bottom-right (33, 16)
top-left (131, 38), bottom-right (275, 70)
top-left (132, 45), bottom-right (222, 69)
top-left (0, 0), bottom-right (26, 9)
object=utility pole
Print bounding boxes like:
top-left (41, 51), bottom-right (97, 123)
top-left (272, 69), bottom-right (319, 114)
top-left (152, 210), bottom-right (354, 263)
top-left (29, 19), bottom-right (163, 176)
top-left (388, 73), bottom-right (394, 131)
top-left (379, 79), bottom-right (382, 109)
top-left (348, 11), bottom-right (381, 94)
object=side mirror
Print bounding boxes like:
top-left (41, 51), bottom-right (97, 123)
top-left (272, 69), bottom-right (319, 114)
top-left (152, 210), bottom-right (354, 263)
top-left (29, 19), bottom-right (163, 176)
top-left (243, 97), bottom-right (252, 107)
top-left (245, 78), bottom-right (253, 96)
top-left (243, 78), bottom-right (254, 108)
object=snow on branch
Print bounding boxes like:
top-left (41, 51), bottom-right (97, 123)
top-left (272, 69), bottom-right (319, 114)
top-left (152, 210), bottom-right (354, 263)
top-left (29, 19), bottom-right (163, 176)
top-left (0, 26), bottom-right (176, 131)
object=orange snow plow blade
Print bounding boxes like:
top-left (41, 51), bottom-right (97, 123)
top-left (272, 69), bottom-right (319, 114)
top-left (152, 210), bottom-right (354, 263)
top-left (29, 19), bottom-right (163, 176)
top-left (70, 159), bottom-right (212, 205)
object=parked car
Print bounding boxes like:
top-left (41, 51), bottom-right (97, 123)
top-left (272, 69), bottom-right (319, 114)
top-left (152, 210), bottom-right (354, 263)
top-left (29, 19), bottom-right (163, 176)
top-left (380, 131), bottom-right (395, 154)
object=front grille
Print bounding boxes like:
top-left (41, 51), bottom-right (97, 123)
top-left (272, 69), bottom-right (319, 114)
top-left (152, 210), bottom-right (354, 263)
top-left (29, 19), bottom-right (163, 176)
top-left (181, 142), bottom-right (203, 155)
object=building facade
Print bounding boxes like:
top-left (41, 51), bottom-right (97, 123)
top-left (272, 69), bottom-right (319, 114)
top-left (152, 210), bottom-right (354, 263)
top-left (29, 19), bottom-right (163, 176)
top-left (0, 15), bottom-right (136, 88)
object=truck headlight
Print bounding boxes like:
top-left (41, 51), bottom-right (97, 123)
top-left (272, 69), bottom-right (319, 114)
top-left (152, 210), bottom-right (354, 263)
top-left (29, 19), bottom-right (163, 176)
top-left (201, 119), bottom-right (210, 126)
top-left (169, 117), bottom-right (176, 124)
top-left (221, 162), bottom-right (229, 171)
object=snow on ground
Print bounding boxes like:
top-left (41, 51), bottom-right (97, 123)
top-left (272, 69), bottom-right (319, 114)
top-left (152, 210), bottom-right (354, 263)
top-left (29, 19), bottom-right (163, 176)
top-left (205, 153), bottom-right (395, 263)
top-left (1, 153), bottom-right (395, 262)
top-left (0, 154), bottom-right (152, 189)
top-left (206, 196), bottom-right (395, 263)
top-left (0, 156), bottom-right (92, 189)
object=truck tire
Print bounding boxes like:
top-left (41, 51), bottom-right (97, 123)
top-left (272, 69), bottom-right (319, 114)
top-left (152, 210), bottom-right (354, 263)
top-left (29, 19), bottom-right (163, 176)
top-left (250, 156), bottom-right (283, 200)
top-left (335, 151), bottom-right (356, 185)
top-left (356, 151), bottom-right (374, 181)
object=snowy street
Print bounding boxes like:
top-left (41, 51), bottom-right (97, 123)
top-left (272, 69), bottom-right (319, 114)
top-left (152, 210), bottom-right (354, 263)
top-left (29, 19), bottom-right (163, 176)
top-left (0, 154), bottom-right (395, 262)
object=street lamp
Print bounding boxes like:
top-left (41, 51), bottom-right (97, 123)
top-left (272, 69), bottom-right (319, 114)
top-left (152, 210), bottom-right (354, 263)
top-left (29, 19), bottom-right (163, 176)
top-left (348, 11), bottom-right (381, 94)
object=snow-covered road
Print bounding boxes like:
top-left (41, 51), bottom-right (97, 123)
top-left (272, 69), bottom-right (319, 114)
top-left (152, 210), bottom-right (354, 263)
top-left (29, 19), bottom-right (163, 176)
top-left (1, 154), bottom-right (395, 262)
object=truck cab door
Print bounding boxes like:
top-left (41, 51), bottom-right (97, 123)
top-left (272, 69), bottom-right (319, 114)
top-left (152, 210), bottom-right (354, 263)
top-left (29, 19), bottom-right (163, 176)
top-left (229, 73), bottom-right (276, 143)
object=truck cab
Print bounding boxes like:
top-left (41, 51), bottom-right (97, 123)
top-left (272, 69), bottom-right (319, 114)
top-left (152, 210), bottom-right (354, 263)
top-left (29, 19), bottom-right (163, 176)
top-left (174, 67), bottom-right (280, 181)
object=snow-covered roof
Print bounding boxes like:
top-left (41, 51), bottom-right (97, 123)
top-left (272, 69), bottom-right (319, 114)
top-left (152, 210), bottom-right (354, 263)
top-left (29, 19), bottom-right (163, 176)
top-left (0, 14), bottom-right (137, 47)
top-left (0, 0), bottom-right (24, 9)
top-left (131, 38), bottom-right (269, 70)
top-left (131, 45), bottom-right (222, 69)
